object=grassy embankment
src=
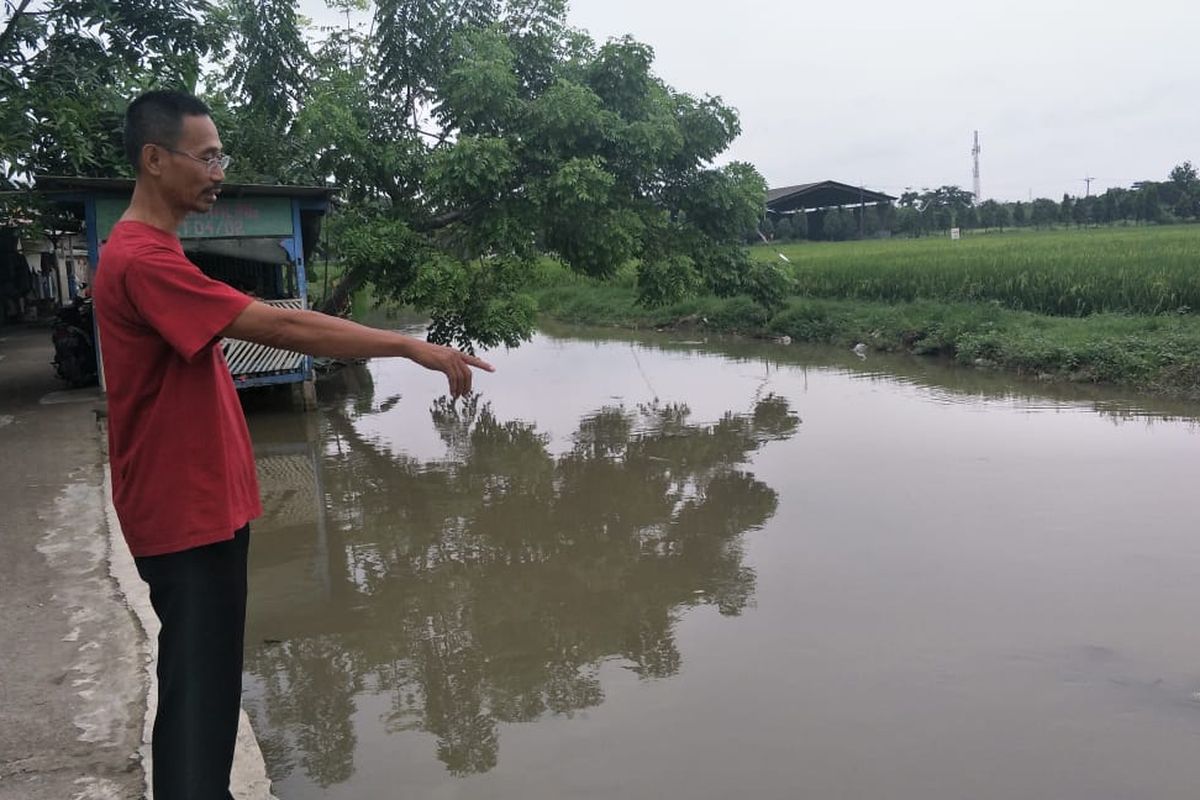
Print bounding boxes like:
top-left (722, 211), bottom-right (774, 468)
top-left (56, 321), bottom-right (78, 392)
top-left (532, 226), bottom-right (1200, 398)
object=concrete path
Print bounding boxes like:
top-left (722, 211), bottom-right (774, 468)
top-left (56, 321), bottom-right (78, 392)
top-left (0, 325), bottom-right (276, 800)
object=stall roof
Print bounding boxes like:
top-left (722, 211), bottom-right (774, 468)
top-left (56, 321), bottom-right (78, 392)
top-left (34, 175), bottom-right (338, 200)
top-left (767, 180), bottom-right (895, 213)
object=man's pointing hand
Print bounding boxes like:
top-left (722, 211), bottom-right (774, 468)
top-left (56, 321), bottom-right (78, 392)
top-left (410, 340), bottom-right (495, 398)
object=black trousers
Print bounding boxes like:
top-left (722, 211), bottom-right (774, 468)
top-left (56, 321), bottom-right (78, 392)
top-left (135, 525), bottom-right (250, 800)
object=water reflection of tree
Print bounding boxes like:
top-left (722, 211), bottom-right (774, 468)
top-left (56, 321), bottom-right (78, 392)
top-left (245, 388), bottom-right (799, 785)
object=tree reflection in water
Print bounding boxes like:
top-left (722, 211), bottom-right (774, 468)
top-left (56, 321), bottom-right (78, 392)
top-left (245, 382), bottom-right (799, 786)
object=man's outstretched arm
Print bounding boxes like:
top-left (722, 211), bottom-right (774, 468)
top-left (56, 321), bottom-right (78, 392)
top-left (222, 302), bottom-right (494, 397)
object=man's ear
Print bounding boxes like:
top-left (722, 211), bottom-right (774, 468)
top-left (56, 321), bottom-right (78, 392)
top-left (141, 144), bottom-right (164, 177)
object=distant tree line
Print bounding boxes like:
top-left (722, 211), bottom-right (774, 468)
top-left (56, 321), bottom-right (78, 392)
top-left (762, 161), bottom-right (1200, 242)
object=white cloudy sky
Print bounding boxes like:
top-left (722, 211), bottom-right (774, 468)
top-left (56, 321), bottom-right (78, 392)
top-left (299, 0), bottom-right (1199, 201)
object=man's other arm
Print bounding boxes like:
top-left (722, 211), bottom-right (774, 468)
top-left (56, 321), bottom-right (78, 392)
top-left (222, 302), bottom-right (493, 397)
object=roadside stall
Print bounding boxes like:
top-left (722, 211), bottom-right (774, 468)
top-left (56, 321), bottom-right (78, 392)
top-left (34, 176), bottom-right (335, 402)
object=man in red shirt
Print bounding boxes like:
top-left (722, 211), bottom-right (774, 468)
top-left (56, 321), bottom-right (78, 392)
top-left (93, 90), bottom-right (493, 800)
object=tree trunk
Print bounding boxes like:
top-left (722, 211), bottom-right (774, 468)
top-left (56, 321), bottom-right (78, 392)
top-left (316, 263), bottom-right (371, 315)
top-left (314, 208), bottom-right (472, 315)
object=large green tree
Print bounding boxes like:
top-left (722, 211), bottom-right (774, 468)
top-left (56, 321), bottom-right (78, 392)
top-left (1, 0), bottom-right (215, 184)
top-left (1167, 161), bottom-right (1199, 219)
top-left (206, 3), bottom-right (774, 349)
top-left (3, 0), bottom-right (772, 350)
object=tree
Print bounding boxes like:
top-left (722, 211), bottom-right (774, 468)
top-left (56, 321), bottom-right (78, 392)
top-left (1010, 201), bottom-right (1027, 227)
top-left (1169, 161), bottom-right (1198, 186)
top-left (1, 0), bottom-right (216, 185)
top-left (1072, 195), bottom-right (1088, 227)
top-left (1116, 187), bottom-right (1140, 222)
top-left (978, 199), bottom-right (1010, 231)
top-left (874, 203), bottom-right (895, 235)
top-left (909, 185), bottom-right (973, 232)
top-left (1168, 161), bottom-right (1199, 219)
top-left (790, 211), bottom-right (808, 240)
top-left (1059, 194), bottom-right (1074, 227)
top-left (3, 2), bottom-right (773, 351)
top-left (1099, 191), bottom-right (1117, 224)
top-left (773, 215), bottom-right (793, 241)
top-left (244, 14), bottom-right (774, 347)
top-left (760, 215), bottom-right (777, 241)
top-left (821, 208), bottom-right (852, 241)
top-left (895, 205), bottom-right (923, 237)
top-left (1136, 182), bottom-right (1162, 223)
top-left (1030, 198), bottom-right (1058, 229)
top-left (207, 0), bottom-right (311, 183)
top-left (958, 205), bottom-right (979, 230)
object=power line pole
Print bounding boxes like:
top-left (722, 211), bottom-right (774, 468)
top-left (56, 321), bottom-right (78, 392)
top-left (971, 131), bottom-right (982, 202)
top-left (1082, 175), bottom-right (1095, 197)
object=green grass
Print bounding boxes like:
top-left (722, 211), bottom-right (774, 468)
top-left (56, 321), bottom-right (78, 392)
top-left (752, 225), bottom-right (1200, 316)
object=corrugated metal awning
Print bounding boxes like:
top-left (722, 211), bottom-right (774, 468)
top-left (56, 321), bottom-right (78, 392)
top-left (34, 175), bottom-right (338, 199)
top-left (222, 299), bottom-right (306, 379)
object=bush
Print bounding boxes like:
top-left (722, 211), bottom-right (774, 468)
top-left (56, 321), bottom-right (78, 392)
top-left (637, 255), bottom-right (702, 307)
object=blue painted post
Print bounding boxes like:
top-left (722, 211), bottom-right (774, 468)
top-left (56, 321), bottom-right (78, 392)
top-left (291, 199), bottom-right (309, 306)
top-left (289, 198), bottom-right (315, 405)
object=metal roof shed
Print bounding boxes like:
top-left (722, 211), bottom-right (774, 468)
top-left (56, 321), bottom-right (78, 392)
top-left (35, 176), bottom-right (336, 394)
top-left (766, 180), bottom-right (895, 214)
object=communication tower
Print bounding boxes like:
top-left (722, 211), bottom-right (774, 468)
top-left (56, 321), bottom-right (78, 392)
top-left (971, 131), bottom-right (981, 202)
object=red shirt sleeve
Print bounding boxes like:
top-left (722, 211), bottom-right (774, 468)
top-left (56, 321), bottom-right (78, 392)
top-left (123, 243), bottom-right (254, 363)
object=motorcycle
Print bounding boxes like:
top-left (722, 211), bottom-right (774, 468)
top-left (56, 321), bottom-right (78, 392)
top-left (52, 287), bottom-right (98, 387)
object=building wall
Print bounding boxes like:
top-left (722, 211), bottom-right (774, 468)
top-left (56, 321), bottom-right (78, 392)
top-left (1, 235), bottom-right (88, 324)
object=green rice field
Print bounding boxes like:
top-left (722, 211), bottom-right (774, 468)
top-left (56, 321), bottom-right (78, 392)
top-left (752, 226), bottom-right (1200, 317)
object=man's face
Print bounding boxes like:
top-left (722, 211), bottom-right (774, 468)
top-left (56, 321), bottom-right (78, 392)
top-left (156, 114), bottom-right (225, 214)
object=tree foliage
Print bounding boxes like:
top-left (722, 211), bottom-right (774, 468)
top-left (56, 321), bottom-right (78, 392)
top-left (1, 0), bottom-right (216, 184)
top-left (1, 0), bottom-right (767, 350)
top-left (209, 4), bottom-right (768, 347)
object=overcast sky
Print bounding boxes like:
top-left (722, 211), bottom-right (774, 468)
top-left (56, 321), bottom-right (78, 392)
top-left (301, 0), bottom-right (1199, 201)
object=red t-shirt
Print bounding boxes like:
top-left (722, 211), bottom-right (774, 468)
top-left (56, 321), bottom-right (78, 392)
top-left (94, 220), bottom-right (262, 557)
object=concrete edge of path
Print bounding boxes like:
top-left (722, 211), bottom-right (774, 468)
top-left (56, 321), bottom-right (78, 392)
top-left (101, 461), bottom-right (279, 800)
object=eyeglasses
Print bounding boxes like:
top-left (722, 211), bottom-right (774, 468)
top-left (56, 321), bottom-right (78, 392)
top-left (155, 145), bottom-right (231, 173)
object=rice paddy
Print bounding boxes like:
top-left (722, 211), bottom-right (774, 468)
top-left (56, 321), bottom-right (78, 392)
top-left (753, 226), bottom-right (1200, 317)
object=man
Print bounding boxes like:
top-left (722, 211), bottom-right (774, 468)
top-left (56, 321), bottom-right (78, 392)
top-left (92, 90), bottom-right (493, 799)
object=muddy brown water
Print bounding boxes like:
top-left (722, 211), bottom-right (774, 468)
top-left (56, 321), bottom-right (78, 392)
top-left (243, 325), bottom-right (1200, 800)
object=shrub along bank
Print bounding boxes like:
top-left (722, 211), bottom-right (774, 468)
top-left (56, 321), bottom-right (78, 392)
top-left (530, 227), bottom-right (1200, 399)
top-left (533, 282), bottom-right (1200, 400)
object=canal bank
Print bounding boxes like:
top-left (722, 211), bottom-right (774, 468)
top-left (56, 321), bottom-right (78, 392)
top-left (531, 284), bottom-right (1200, 400)
top-left (0, 325), bottom-right (275, 800)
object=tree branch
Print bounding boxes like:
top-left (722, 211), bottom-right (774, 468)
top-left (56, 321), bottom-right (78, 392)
top-left (414, 206), bottom-right (469, 232)
top-left (0, 0), bottom-right (37, 63)
top-left (316, 205), bottom-right (477, 314)
top-left (517, 0), bottom-right (545, 33)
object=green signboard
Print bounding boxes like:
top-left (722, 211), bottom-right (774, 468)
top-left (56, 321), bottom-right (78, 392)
top-left (95, 195), bottom-right (294, 241)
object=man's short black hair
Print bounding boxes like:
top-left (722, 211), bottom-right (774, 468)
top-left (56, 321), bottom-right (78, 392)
top-left (124, 90), bottom-right (212, 173)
